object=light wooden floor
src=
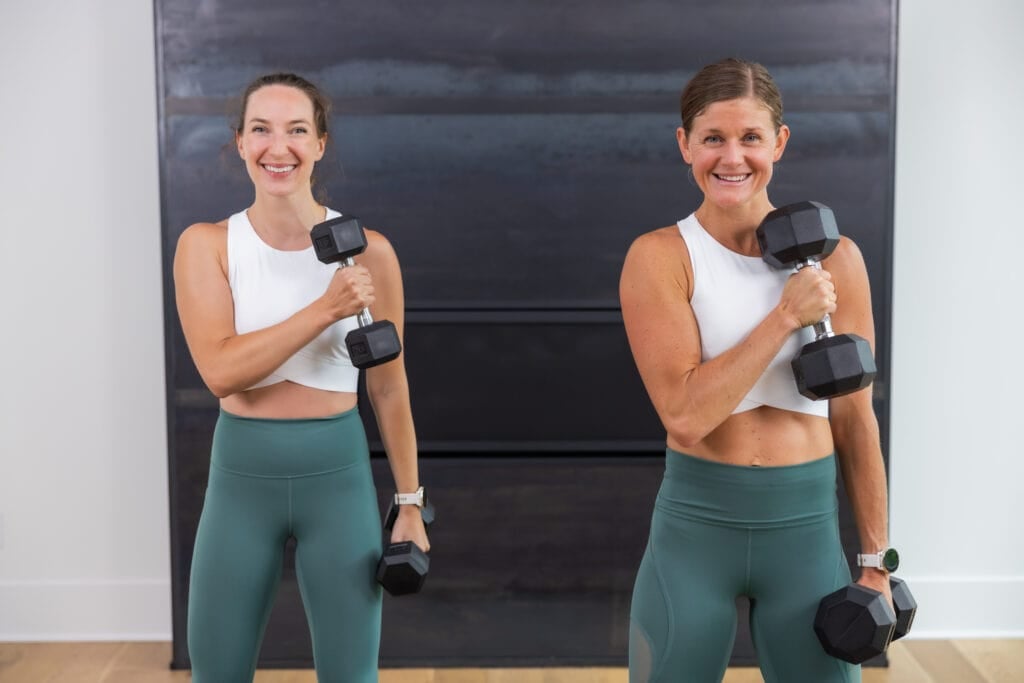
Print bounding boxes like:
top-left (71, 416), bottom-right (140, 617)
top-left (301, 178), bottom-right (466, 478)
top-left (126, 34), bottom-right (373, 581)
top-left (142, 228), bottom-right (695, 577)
top-left (1, 640), bottom-right (1022, 682)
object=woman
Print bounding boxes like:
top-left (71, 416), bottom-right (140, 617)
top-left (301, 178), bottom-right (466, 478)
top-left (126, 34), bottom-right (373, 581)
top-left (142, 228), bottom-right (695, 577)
top-left (620, 58), bottom-right (891, 682)
top-left (173, 72), bottom-right (428, 682)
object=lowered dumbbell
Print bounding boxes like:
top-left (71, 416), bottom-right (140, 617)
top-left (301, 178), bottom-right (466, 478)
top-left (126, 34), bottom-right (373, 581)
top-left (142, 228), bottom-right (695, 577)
top-left (814, 576), bottom-right (918, 664)
top-left (376, 494), bottom-right (435, 596)
top-left (310, 215), bottom-right (402, 369)
top-left (756, 201), bottom-right (877, 400)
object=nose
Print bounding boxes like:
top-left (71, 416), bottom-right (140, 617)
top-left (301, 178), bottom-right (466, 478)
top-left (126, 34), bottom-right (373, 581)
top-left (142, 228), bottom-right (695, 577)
top-left (721, 140), bottom-right (744, 166)
top-left (269, 132), bottom-right (289, 156)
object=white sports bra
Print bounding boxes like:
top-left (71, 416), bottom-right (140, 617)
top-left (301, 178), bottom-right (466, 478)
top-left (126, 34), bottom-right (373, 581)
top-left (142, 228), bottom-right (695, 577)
top-left (228, 209), bottom-right (361, 393)
top-left (678, 213), bottom-right (828, 417)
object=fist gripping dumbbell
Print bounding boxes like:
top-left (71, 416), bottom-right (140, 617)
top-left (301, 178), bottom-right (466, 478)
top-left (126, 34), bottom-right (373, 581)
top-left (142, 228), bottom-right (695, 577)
top-left (756, 201), bottom-right (877, 400)
top-left (310, 215), bottom-right (402, 369)
top-left (814, 575), bottom-right (918, 664)
top-left (376, 490), bottom-right (435, 596)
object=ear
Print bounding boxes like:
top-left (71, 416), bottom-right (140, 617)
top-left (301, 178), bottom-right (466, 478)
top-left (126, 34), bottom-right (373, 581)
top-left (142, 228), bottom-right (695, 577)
top-left (315, 133), bottom-right (327, 161)
top-left (236, 131), bottom-right (245, 160)
top-left (772, 124), bottom-right (790, 162)
top-left (676, 127), bottom-right (692, 164)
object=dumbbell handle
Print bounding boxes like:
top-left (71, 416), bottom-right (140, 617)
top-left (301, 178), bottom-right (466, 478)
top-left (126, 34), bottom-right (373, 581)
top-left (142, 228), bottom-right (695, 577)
top-left (339, 256), bottom-right (374, 328)
top-left (794, 259), bottom-right (834, 341)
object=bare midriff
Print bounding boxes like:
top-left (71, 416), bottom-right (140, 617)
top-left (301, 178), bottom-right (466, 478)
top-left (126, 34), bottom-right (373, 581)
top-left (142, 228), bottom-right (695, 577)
top-left (669, 405), bottom-right (833, 467)
top-left (220, 381), bottom-right (358, 419)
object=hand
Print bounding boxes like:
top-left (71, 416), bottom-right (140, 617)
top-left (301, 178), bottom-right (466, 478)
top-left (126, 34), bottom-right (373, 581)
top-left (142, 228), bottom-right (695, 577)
top-left (320, 265), bottom-right (375, 321)
top-left (857, 569), bottom-right (894, 614)
top-left (778, 266), bottom-right (836, 329)
top-left (390, 505), bottom-right (430, 553)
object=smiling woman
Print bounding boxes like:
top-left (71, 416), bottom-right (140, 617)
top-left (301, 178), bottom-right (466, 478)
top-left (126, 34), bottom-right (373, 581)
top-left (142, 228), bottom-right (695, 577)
top-left (620, 58), bottom-right (889, 682)
top-left (171, 73), bottom-right (429, 682)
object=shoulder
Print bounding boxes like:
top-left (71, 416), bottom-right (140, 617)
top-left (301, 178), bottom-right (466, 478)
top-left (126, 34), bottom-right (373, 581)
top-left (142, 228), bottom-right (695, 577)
top-left (621, 224), bottom-right (692, 296)
top-left (823, 235), bottom-right (868, 281)
top-left (360, 227), bottom-right (401, 271)
top-left (626, 224), bottom-right (686, 262)
top-left (176, 219), bottom-right (228, 251)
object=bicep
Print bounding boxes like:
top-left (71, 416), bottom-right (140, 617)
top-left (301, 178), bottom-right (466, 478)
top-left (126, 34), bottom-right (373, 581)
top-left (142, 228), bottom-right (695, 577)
top-left (173, 225), bottom-right (236, 373)
top-left (620, 237), bottom-right (702, 415)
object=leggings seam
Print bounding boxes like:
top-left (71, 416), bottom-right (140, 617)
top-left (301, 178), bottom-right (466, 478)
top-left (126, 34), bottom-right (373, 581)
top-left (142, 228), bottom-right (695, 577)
top-left (647, 534), bottom-right (674, 681)
top-left (288, 480), bottom-right (294, 535)
top-left (745, 529), bottom-right (753, 595)
top-left (211, 460), bottom-right (364, 479)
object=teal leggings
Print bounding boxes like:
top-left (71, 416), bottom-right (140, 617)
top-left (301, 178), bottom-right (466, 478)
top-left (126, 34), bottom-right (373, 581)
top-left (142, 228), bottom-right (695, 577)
top-left (187, 408), bottom-right (382, 683)
top-left (629, 449), bottom-right (860, 683)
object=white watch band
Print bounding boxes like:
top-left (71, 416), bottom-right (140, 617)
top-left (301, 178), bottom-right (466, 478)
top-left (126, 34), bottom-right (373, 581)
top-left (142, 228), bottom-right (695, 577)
top-left (857, 552), bottom-right (883, 568)
top-left (394, 486), bottom-right (424, 507)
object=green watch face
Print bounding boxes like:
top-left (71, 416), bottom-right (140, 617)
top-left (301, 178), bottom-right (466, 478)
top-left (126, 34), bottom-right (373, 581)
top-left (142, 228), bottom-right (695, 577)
top-left (882, 548), bottom-right (900, 572)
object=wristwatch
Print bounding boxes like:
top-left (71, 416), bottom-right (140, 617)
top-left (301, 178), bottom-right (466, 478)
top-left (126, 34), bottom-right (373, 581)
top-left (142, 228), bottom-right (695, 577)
top-left (394, 486), bottom-right (425, 508)
top-left (857, 547), bottom-right (900, 572)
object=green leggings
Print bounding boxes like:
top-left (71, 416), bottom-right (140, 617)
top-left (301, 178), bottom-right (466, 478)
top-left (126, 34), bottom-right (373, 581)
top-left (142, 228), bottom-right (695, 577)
top-left (187, 408), bottom-right (382, 683)
top-left (629, 449), bottom-right (860, 683)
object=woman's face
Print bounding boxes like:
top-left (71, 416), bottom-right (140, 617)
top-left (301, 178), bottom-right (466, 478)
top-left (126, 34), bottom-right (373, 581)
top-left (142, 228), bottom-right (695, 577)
top-left (678, 97), bottom-right (789, 211)
top-left (236, 84), bottom-right (326, 197)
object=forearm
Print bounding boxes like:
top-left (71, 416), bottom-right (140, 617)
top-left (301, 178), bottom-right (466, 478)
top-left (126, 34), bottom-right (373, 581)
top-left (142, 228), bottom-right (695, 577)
top-left (368, 374), bottom-right (419, 493)
top-left (834, 413), bottom-right (889, 558)
top-left (202, 301), bottom-right (334, 397)
top-left (665, 307), bottom-right (797, 445)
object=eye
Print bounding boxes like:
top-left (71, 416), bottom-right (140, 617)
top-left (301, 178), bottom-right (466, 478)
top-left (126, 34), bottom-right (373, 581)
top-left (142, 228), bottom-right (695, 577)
top-left (744, 133), bottom-right (762, 143)
top-left (703, 135), bottom-right (722, 144)
top-left (291, 127), bottom-right (308, 135)
top-left (250, 125), bottom-right (267, 133)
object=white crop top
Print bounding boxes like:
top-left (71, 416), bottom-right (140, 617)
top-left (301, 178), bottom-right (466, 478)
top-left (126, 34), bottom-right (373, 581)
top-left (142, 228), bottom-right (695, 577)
top-left (678, 214), bottom-right (828, 417)
top-left (228, 209), bottom-right (362, 393)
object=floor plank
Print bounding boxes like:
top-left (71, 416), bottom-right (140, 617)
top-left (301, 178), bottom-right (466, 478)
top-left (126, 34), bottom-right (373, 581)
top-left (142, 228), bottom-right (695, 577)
top-left (1, 641), bottom-right (1021, 682)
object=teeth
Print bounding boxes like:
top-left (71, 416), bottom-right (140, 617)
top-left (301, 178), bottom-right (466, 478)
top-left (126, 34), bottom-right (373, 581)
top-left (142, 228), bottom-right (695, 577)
top-left (264, 164), bottom-right (295, 173)
top-left (717, 174), bottom-right (748, 182)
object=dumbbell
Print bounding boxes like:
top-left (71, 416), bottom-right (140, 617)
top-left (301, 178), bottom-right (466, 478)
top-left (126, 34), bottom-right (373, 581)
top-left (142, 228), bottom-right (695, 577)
top-left (376, 497), bottom-right (435, 596)
top-left (814, 576), bottom-right (918, 664)
top-left (756, 201), bottom-right (877, 400)
top-left (310, 215), bottom-right (402, 369)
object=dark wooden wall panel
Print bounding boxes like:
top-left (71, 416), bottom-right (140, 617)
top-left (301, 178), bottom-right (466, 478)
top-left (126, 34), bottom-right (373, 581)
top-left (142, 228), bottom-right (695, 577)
top-left (157, 0), bottom-right (897, 669)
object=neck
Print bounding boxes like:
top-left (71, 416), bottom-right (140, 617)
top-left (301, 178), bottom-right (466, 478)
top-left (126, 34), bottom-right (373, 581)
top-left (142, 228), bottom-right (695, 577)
top-left (247, 191), bottom-right (325, 245)
top-left (694, 198), bottom-right (775, 257)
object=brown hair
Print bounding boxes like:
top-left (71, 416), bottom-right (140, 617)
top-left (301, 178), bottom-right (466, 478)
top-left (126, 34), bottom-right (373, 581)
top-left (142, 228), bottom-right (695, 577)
top-left (679, 58), bottom-right (783, 134)
top-left (235, 72), bottom-right (331, 139)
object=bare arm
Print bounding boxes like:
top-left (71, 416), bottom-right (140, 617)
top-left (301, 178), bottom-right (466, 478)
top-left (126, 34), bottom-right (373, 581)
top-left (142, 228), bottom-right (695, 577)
top-left (619, 228), bottom-right (834, 447)
top-left (359, 231), bottom-right (428, 550)
top-left (172, 222), bottom-right (371, 398)
top-left (825, 237), bottom-right (891, 595)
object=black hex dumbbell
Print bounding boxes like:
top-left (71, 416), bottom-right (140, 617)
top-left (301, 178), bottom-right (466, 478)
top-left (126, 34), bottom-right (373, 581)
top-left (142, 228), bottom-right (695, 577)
top-left (376, 498), bottom-right (434, 596)
top-left (756, 201), bottom-right (877, 400)
top-left (814, 577), bottom-right (918, 664)
top-left (310, 215), bottom-right (402, 369)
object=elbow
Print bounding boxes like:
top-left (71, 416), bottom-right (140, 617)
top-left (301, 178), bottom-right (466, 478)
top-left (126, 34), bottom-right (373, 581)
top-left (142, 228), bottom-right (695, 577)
top-left (202, 370), bottom-right (240, 399)
top-left (665, 414), bottom-right (708, 450)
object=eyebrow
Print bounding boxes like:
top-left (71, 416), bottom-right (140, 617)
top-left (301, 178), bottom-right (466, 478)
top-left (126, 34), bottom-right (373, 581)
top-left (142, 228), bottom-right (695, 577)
top-left (701, 126), bottom-right (767, 134)
top-left (247, 118), bottom-right (313, 126)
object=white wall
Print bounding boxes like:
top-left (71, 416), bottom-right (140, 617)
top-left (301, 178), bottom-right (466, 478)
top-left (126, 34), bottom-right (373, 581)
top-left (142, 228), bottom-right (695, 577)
top-left (890, 0), bottom-right (1024, 637)
top-left (0, 0), bottom-right (1021, 641)
top-left (0, 1), bottom-right (169, 638)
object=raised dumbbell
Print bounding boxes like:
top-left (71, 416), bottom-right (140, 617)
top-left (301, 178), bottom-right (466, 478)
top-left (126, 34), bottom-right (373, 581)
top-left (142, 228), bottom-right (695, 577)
top-left (310, 215), bottom-right (402, 369)
top-left (376, 497), bottom-right (435, 596)
top-left (756, 201), bottom-right (877, 400)
top-left (814, 577), bottom-right (918, 664)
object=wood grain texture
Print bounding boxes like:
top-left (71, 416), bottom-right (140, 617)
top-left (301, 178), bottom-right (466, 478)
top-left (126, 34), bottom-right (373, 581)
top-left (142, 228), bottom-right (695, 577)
top-left (1, 640), bottom-right (1021, 682)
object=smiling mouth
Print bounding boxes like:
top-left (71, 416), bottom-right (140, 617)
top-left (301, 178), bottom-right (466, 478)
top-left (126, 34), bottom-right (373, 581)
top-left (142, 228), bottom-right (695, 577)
top-left (714, 173), bottom-right (751, 183)
top-left (262, 164), bottom-right (296, 174)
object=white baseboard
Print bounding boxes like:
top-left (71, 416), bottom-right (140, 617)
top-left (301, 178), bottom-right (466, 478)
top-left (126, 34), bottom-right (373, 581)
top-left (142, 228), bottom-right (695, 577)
top-left (897, 575), bottom-right (1024, 638)
top-left (0, 579), bottom-right (171, 641)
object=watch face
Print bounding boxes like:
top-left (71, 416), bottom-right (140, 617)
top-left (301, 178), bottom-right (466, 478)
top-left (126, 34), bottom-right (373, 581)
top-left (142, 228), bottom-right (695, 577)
top-left (883, 548), bottom-right (900, 572)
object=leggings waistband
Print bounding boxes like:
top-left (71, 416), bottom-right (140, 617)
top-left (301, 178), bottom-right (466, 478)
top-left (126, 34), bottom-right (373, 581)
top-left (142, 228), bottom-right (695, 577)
top-left (211, 407), bottom-right (369, 478)
top-left (656, 448), bottom-right (838, 528)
